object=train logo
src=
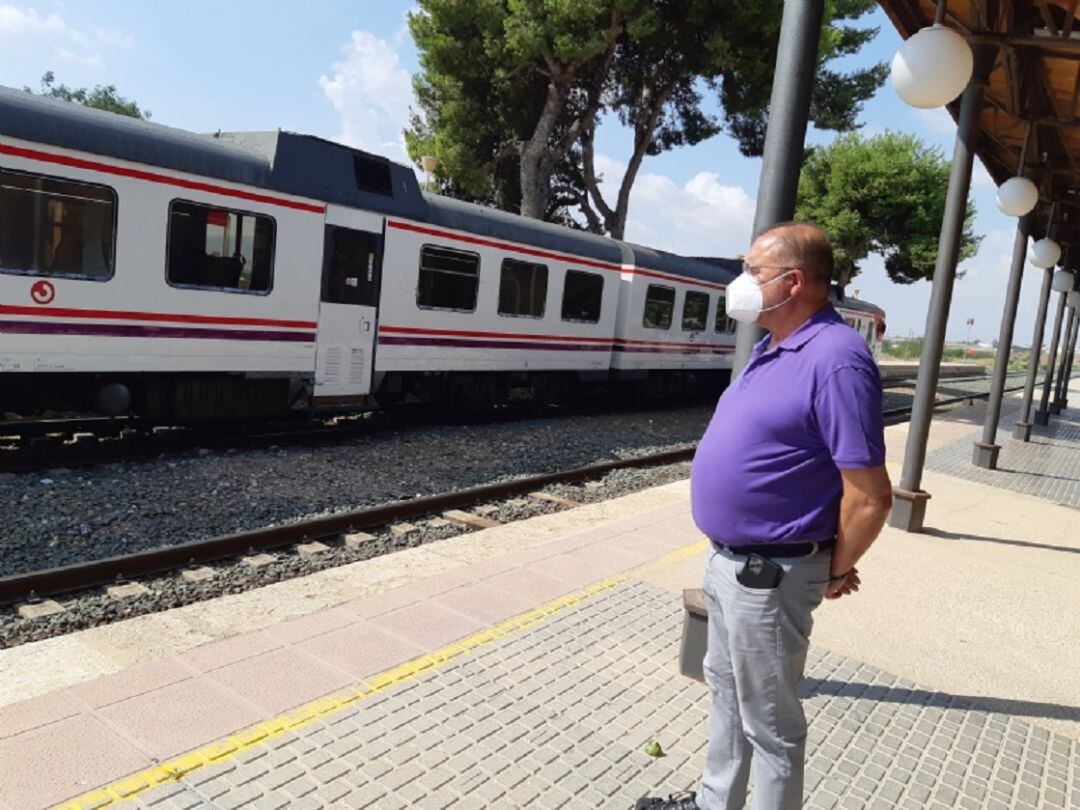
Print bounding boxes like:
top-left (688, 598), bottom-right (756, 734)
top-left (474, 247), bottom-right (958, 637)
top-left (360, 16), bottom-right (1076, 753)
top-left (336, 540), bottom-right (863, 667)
top-left (30, 280), bottom-right (55, 305)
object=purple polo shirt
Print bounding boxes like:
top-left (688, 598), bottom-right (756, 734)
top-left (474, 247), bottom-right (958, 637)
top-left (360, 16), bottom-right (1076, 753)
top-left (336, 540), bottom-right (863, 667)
top-left (690, 304), bottom-right (885, 545)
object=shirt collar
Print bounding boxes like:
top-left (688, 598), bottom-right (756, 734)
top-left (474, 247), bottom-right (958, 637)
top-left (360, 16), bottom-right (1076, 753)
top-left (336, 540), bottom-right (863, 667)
top-left (751, 304), bottom-right (840, 359)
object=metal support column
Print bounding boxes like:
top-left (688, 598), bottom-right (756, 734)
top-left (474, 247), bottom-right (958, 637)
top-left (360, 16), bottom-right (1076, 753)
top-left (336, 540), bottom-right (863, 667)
top-left (731, 0), bottom-right (824, 375)
top-left (1057, 306), bottom-right (1078, 409)
top-left (1014, 264), bottom-right (1055, 440)
top-left (1051, 307), bottom-right (1076, 413)
top-left (889, 46), bottom-right (995, 532)
top-left (973, 216), bottom-right (1030, 468)
top-left (1034, 290), bottom-right (1068, 425)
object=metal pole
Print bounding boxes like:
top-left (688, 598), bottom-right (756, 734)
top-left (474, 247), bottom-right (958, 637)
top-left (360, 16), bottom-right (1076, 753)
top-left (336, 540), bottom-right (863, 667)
top-left (973, 216), bottom-right (1029, 468)
top-left (1014, 264), bottom-right (1055, 440)
top-left (1064, 313), bottom-right (1079, 407)
top-left (1051, 307), bottom-right (1076, 413)
top-left (1055, 306), bottom-right (1079, 409)
top-left (732, 0), bottom-right (825, 375)
top-left (1034, 290), bottom-right (1067, 424)
top-left (889, 46), bottom-right (995, 532)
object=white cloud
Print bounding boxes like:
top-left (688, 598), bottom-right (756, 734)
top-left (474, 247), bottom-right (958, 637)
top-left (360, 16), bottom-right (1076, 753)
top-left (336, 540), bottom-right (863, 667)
top-left (0, 5), bottom-right (68, 39)
top-left (591, 153), bottom-right (756, 257)
top-left (914, 106), bottom-right (956, 135)
top-left (0, 4), bottom-right (132, 70)
top-left (971, 158), bottom-right (996, 191)
top-left (318, 30), bottom-right (414, 162)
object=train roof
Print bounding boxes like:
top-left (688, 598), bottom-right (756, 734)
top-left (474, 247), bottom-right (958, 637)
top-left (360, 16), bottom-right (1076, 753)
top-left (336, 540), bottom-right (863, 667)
top-left (421, 193), bottom-right (624, 267)
top-left (835, 292), bottom-right (886, 318)
top-left (0, 85), bottom-right (272, 187)
top-left (627, 246), bottom-right (738, 287)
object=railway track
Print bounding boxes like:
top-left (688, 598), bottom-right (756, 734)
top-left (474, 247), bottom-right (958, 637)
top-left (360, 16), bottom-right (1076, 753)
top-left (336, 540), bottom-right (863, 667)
top-left (0, 371), bottom-right (1022, 474)
top-left (0, 411), bottom-right (388, 474)
top-left (0, 371), bottom-right (1030, 622)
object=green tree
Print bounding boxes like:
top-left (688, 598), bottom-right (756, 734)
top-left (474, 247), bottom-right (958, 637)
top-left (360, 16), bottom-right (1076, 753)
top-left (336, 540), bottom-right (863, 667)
top-left (24, 71), bottom-right (150, 119)
top-left (796, 131), bottom-right (980, 286)
top-left (406, 0), bottom-right (885, 236)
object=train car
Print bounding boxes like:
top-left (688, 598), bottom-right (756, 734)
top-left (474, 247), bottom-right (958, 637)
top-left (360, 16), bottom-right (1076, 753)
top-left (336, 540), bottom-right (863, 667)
top-left (0, 85), bottom-right (882, 421)
top-left (610, 246), bottom-right (736, 398)
top-left (836, 296), bottom-right (886, 361)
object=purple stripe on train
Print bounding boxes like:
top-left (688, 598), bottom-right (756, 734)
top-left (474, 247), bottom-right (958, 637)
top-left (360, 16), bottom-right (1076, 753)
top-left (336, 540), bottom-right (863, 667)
top-left (0, 320), bottom-right (316, 343)
top-left (378, 335), bottom-right (733, 355)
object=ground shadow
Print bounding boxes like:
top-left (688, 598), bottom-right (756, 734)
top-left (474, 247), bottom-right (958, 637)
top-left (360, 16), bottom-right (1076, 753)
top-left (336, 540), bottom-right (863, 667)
top-left (800, 678), bottom-right (1080, 725)
top-left (921, 526), bottom-right (1079, 555)
top-left (992, 465), bottom-right (1080, 485)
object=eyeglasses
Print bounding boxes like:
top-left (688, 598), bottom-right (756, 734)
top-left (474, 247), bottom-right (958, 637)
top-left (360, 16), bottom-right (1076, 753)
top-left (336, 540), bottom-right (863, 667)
top-left (742, 262), bottom-right (794, 278)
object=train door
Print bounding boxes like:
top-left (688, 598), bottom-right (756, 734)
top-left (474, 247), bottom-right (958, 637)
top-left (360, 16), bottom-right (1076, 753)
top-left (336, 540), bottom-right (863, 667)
top-left (314, 207), bottom-right (384, 401)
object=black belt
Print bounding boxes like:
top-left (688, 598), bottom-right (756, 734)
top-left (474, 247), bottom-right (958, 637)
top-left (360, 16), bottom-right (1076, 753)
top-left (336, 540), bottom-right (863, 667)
top-left (713, 538), bottom-right (835, 558)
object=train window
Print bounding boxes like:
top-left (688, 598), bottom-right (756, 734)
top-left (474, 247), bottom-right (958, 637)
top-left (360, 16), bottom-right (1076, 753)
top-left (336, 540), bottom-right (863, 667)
top-left (323, 226), bottom-right (381, 306)
top-left (167, 201), bottom-right (274, 294)
top-left (681, 291), bottom-right (709, 331)
top-left (715, 296), bottom-right (735, 333)
top-left (498, 258), bottom-right (547, 318)
top-left (561, 270), bottom-right (603, 323)
top-left (417, 244), bottom-right (479, 311)
top-left (643, 284), bottom-right (675, 330)
top-left (0, 168), bottom-right (116, 281)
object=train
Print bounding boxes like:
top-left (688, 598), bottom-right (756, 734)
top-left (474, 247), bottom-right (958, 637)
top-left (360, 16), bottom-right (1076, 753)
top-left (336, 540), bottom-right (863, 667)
top-left (0, 85), bottom-right (885, 421)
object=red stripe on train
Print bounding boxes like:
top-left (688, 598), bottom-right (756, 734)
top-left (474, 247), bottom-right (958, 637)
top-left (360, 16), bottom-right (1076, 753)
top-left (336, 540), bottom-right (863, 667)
top-left (0, 142), bottom-right (326, 214)
top-left (0, 304), bottom-right (316, 330)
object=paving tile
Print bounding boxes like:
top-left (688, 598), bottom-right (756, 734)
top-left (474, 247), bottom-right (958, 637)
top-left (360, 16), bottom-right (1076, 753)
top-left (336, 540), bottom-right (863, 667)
top-left (207, 647), bottom-right (353, 714)
top-left (268, 607), bottom-right (361, 646)
top-left (0, 688), bottom-right (83, 740)
top-left (68, 656), bottom-right (195, 709)
top-left (526, 552), bottom-right (624, 590)
top-left (483, 567), bottom-right (575, 604)
top-left (341, 586), bottom-right (423, 620)
top-left (97, 678), bottom-right (263, 760)
top-left (432, 581), bottom-right (543, 626)
top-left (403, 568), bottom-right (478, 599)
top-left (297, 622), bottom-right (425, 678)
top-left (182, 630), bottom-right (284, 673)
top-left (368, 601), bottom-right (486, 650)
top-left (0, 713), bottom-right (151, 809)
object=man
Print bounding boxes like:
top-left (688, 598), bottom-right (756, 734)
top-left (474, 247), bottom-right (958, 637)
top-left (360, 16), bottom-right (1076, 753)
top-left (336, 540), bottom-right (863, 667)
top-left (637, 222), bottom-right (893, 810)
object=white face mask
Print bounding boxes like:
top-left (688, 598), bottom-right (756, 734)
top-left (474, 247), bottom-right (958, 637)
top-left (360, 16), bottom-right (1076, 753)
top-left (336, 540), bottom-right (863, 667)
top-left (725, 270), bottom-right (794, 323)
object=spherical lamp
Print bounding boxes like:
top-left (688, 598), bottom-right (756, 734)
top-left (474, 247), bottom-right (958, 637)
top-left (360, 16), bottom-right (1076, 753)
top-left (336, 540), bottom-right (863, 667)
top-left (1031, 239), bottom-right (1063, 269)
top-left (1052, 268), bottom-right (1075, 291)
top-left (996, 176), bottom-right (1039, 217)
top-left (891, 25), bottom-right (974, 109)
top-left (1068, 290), bottom-right (1080, 309)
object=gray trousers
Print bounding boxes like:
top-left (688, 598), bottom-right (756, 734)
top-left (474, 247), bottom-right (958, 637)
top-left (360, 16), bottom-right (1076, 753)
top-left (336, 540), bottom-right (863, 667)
top-left (696, 544), bottom-right (831, 810)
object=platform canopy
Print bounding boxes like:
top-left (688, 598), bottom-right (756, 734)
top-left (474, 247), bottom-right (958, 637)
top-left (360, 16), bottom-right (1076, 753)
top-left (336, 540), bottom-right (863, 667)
top-left (880, 0), bottom-right (1080, 243)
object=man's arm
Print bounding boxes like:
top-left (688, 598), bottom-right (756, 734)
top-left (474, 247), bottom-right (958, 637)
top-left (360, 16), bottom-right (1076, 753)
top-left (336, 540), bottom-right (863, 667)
top-left (826, 464), bottom-right (893, 599)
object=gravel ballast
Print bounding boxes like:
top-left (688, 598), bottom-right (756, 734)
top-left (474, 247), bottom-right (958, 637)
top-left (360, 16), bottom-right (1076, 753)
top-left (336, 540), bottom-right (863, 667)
top-left (0, 405), bottom-right (713, 578)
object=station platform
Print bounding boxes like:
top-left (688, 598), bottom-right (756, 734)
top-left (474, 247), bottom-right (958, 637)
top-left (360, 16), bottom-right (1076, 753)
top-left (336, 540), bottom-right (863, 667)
top-left (1, 385), bottom-right (1078, 809)
top-left (877, 361), bottom-right (987, 381)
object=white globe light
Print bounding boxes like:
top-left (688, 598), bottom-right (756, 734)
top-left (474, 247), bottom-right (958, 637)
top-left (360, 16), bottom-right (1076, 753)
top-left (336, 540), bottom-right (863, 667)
top-left (891, 25), bottom-right (974, 109)
top-left (1030, 239), bottom-right (1063, 269)
top-left (996, 176), bottom-right (1039, 217)
top-left (1052, 268), bottom-right (1075, 291)
top-left (1068, 290), bottom-right (1080, 308)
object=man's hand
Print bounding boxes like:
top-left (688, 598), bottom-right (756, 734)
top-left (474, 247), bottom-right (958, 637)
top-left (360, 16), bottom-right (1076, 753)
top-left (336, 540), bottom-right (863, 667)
top-left (825, 567), bottom-right (861, 600)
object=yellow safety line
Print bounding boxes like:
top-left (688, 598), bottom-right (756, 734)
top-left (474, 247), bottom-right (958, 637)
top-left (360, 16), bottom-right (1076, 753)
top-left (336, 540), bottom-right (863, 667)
top-left (58, 539), bottom-right (707, 809)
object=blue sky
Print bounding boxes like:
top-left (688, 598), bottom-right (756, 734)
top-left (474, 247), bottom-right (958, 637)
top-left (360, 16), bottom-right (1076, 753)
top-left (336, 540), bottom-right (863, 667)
top-left (0, 1), bottom-right (1046, 343)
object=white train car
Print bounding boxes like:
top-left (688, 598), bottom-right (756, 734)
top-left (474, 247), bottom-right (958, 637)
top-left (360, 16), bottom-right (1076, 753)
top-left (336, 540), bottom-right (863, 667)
top-left (0, 85), bottom-right (883, 421)
top-left (611, 246), bottom-right (736, 395)
top-left (371, 196), bottom-right (625, 408)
